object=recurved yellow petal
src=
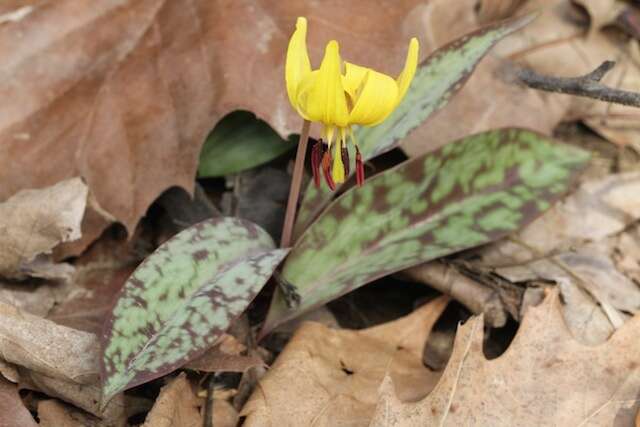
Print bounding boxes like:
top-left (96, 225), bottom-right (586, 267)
top-left (303, 40), bottom-right (350, 127)
top-left (348, 69), bottom-right (398, 126)
top-left (396, 38), bottom-right (419, 104)
top-left (342, 62), bottom-right (368, 101)
top-left (286, 17), bottom-right (312, 109)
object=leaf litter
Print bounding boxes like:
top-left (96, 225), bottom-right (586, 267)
top-left (2, 0), bottom-right (640, 425)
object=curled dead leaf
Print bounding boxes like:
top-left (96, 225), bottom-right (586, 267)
top-left (0, 0), bottom-right (431, 235)
top-left (242, 297), bottom-right (449, 426)
top-left (0, 178), bottom-right (87, 279)
top-left (0, 301), bottom-right (98, 384)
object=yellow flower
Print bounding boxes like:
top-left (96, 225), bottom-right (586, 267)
top-left (285, 17), bottom-right (419, 189)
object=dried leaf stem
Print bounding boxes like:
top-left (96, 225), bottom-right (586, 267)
top-left (280, 120), bottom-right (311, 248)
top-left (517, 61), bottom-right (640, 108)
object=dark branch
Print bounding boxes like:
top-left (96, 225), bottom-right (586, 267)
top-left (517, 60), bottom-right (640, 108)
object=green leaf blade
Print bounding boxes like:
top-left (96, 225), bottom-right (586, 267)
top-left (198, 111), bottom-right (294, 177)
top-left (263, 129), bottom-right (590, 333)
top-left (101, 217), bottom-right (287, 403)
top-left (293, 13), bottom-right (537, 237)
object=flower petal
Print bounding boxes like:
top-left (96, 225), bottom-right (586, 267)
top-left (396, 38), bottom-right (419, 104)
top-left (342, 62), bottom-right (368, 101)
top-left (303, 40), bottom-right (350, 127)
top-left (348, 69), bottom-right (399, 126)
top-left (285, 17), bottom-right (312, 111)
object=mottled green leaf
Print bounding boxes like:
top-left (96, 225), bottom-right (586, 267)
top-left (263, 129), bottom-right (590, 333)
top-left (101, 217), bottom-right (288, 404)
top-left (198, 111), bottom-right (294, 178)
top-left (293, 13), bottom-right (536, 238)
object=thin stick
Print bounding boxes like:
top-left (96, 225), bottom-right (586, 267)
top-left (203, 374), bottom-right (216, 427)
top-left (517, 61), bottom-right (640, 108)
top-left (280, 120), bottom-right (311, 248)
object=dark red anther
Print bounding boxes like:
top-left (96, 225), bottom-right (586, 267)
top-left (322, 151), bottom-right (336, 191)
top-left (311, 140), bottom-right (323, 188)
top-left (356, 146), bottom-right (365, 187)
top-left (341, 143), bottom-right (350, 177)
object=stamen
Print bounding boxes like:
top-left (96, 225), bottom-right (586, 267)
top-left (356, 146), bottom-right (365, 187)
top-left (322, 150), bottom-right (336, 191)
top-left (341, 141), bottom-right (350, 177)
top-left (311, 140), bottom-right (323, 188)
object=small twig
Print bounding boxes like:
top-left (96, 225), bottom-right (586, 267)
top-left (280, 120), bottom-right (311, 248)
top-left (203, 373), bottom-right (216, 427)
top-left (402, 261), bottom-right (508, 327)
top-left (517, 60), bottom-right (640, 108)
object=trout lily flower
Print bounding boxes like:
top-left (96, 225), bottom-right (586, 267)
top-left (285, 17), bottom-right (419, 189)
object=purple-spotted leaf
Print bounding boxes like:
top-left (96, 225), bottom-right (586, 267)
top-left (263, 129), bottom-right (590, 333)
top-left (101, 217), bottom-right (287, 404)
top-left (293, 13), bottom-right (536, 238)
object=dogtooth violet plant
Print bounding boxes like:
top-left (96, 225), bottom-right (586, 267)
top-left (280, 17), bottom-right (418, 247)
top-left (100, 13), bottom-right (590, 407)
top-left (286, 17), bottom-right (418, 188)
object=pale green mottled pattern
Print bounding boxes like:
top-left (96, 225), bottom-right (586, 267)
top-left (101, 217), bottom-right (287, 404)
top-left (263, 130), bottom-right (589, 332)
top-left (293, 14), bottom-right (536, 237)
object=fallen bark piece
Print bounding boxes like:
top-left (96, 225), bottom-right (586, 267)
top-left (0, 178), bottom-right (87, 279)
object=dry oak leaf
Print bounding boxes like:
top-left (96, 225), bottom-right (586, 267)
top-left (371, 290), bottom-right (640, 426)
top-left (0, 376), bottom-right (38, 427)
top-left (211, 399), bottom-right (240, 427)
top-left (0, 177), bottom-right (87, 278)
top-left (0, 0), bottom-right (431, 234)
top-left (37, 400), bottom-right (93, 427)
top-left (142, 373), bottom-right (202, 427)
top-left (242, 296), bottom-right (449, 427)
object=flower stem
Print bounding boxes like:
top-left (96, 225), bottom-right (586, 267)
top-left (280, 120), bottom-right (311, 248)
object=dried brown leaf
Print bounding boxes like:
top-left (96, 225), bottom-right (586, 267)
top-left (371, 290), bottom-right (640, 426)
top-left (477, 0), bottom-right (527, 23)
top-left (19, 369), bottom-right (126, 421)
top-left (0, 376), bottom-right (37, 427)
top-left (480, 172), bottom-right (640, 267)
top-left (402, 0), bottom-right (640, 157)
top-left (572, 0), bottom-right (625, 33)
top-left (210, 399), bottom-right (239, 427)
top-left (242, 297), bottom-right (449, 426)
top-left (186, 334), bottom-right (265, 373)
top-left (37, 400), bottom-right (95, 427)
top-left (473, 172), bottom-right (640, 344)
top-left (142, 373), bottom-right (202, 427)
top-left (0, 301), bottom-right (98, 384)
top-left (0, 178), bottom-right (87, 279)
top-left (0, 300), bottom-right (125, 419)
top-left (0, 0), bottom-right (430, 235)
